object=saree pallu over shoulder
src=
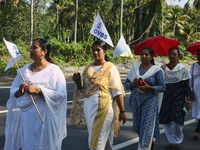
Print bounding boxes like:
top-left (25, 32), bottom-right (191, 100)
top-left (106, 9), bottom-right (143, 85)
top-left (70, 62), bottom-right (125, 141)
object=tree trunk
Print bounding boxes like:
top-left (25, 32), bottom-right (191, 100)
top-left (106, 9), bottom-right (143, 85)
top-left (74, 0), bottom-right (78, 43)
top-left (173, 22), bottom-right (176, 37)
top-left (57, 5), bottom-right (59, 40)
top-left (128, 2), bottom-right (137, 42)
top-left (30, 0), bottom-right (33, 45)
top-left (119, 0), bottom-right (123, 38)
top-left (61, 12), bottom-right (64, 41)
top-left (81, 22), bottom-right (84, 43)
top-left (113, 0), bottom-right (116, 46)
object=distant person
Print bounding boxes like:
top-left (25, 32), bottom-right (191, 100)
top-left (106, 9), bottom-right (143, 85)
top-left (159, 47), bottom-right (191, 150)
top-left (125, 47), bottom-right (166, 150)
top-left (4, 38), bottom-right (67, 150)
top-left (189, 49), bottom-right (200, 140)
top-left (71, 40), bottom-right (127, 150)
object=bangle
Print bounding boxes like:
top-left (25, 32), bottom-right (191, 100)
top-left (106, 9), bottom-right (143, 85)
top-left (120, 111), bottom-right (125, 113)
top-left (36, 88), bottom-right (40, 94)
top-left (186, 101), bottom-right (190, 104)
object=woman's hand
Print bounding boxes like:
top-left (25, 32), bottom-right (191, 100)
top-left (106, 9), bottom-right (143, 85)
top-left (138, 81), bottom-right (152, 92)
top-left (15, 82), bottom-right (28, 98)
top-left (25, 85), bottom-right (39, 94)
top-left (119, 112), bottom-right (127, 124)
top-left (184, 102), bottom-right (191, 111)
top-left (19, 82), bottom-right (28, 94)
top-left (130, 78), bottom-right (138, 89)
top-left (115, 95), bottom-right (127, 124)
top-left (73, 73), bottom-right (79, 82)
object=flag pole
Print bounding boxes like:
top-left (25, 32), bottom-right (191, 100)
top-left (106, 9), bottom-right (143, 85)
top-left (128, 53), bottom-right (137, 79)
top-left (13, 58), bottom-right (44, 124)
top-left (77, 33), bottom-right (91, 73)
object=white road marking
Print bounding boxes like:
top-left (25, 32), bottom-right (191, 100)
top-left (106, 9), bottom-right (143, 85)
top-left (0, 86), bottom-right (11, 89)
top-left (0, 81), bottom-right (75, 89)
top-left (0, 92), bottom-right (131, 114)
top-left (0, 84), bottom-right (196, 150)
top-left (0, 110), bottom-right (8, 113)
top-left (113, 119), bottom-right (196, 150)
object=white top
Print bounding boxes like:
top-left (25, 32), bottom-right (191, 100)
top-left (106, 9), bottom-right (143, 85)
top-left (4, 64), bottom-right (67, 150)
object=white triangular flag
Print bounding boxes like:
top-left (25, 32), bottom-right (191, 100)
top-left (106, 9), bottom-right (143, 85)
top-left (90, 13), bottom-right (114, 47)
top-left (3, 38), bottom-right (21, 71)
top-left (113, 34), bottom-right (130, 58)
top-left (120, 45), bottom-right (133, 58)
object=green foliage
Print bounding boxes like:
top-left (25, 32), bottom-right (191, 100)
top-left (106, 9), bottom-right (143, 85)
top-left (179, 44), bottom-right (195, 60)
top-left (1, 0), bottom-right (200, 77)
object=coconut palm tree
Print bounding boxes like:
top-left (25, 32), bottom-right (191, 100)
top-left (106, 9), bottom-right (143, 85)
top-left (179, 22), bottom-right (200, 47)
top-left (193, 0), bottom-right (200, 13)
top-left (48, 0), bottom-right (75, 41)
top-left (165, 6), bottom-right (190, 38)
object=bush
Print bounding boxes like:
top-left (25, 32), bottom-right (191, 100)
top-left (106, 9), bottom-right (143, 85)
top-left (0, 38), bottom-right (141, 76)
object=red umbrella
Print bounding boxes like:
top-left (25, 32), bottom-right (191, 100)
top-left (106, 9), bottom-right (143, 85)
top-left (133, 35), bottom-right (179, 57)
top-left (186, 42), bottom-right (200, 55)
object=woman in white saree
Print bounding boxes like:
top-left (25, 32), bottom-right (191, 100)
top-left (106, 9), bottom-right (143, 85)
top-left (4, 38), bottom-right (67, 150)
top-left (71, 41), bottom-right (127, 150)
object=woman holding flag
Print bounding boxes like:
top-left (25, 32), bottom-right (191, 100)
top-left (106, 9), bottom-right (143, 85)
top-left (125, 47), bottom-right (166, 150)
top-left (4, 38), bottom-right (67, 150)
top-left (71, 40), bottom-right (126, 150)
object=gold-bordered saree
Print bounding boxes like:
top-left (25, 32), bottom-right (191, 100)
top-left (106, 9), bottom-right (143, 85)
top-left (70, 62), bottom-right (125, 149)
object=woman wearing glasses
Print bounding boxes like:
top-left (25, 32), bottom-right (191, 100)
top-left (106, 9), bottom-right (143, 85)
top-left (190, 49), bottom-right (200, 140)
top-left (159, 47), bottom-right (191, 150)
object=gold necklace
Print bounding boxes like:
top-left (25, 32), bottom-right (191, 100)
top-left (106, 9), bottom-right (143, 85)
top-left (32, 61), bottom-right (47, 72)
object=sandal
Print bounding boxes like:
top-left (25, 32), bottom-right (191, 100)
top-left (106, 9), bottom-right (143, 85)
top-left (193, 132), bottom-right (199, 140)
top-left (151, 141), bottom-right (156, 150)
top-left (165, 144), bottom-right (175, 149)
top-left (174, 145), bottom-right (181, 150)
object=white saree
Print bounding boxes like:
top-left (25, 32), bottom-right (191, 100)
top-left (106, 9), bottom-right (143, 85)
top-left (4, 63), bottom-right (67, 150)
top-left (84, 65), bottom-right (122, 150)
top-left (70, 62), bottom-right (125, 150)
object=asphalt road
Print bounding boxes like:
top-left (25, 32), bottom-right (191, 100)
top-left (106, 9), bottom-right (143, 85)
top-left (0, 76), bottom-right (199, 150)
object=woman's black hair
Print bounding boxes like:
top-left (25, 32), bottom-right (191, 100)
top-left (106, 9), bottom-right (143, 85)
top-left (92, 40), bottom-right (110, 61)
top-left (33, 38), bottom-right (55, 64)
top-left (141, 47), bottom-right (155, 65)
top-left (196, 49), bottom-right (200, 54)
top-left (168, 47), bottom-right (180, 63)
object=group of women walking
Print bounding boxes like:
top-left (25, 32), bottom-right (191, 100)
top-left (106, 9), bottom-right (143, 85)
top-left (3, 38), bottom-right (200, 150)
top-left (125, 46), bottom-right (200, 150)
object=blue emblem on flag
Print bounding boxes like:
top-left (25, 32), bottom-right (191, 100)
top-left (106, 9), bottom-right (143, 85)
top-left (13, 45), bottom-right (20, 54)
top-left (96, 23), bottom-right (101, 29)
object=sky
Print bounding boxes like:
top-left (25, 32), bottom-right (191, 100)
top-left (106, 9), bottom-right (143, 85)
top-left (166, 0), bottom-right (194, 7)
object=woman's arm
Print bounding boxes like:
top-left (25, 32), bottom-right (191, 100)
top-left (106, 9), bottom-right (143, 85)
top-left (115, 94), bottom-right (127, 124)
top-left (189, 63), bottom-right (194, 88)
top-left (25, 85), bottom-right (44, 97)
top-left (15, 82), bottom-right (28, 98)
top-left (138, 70), bottom-right (166, 93)
top-left (183, 79), bottom-right (191, 111)
top-left (154, 70), bottom-right (166, 93)
top-left (125, 78), bottom-right (138, 90)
